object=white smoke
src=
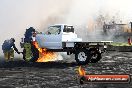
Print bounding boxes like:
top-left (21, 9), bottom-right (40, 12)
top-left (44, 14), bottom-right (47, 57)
top-left (65, 0), bottom-right (132, 41)
top-left (0, 0), bottom-right (72, 57)
top-left (0, 0), bottom-right (132, 58)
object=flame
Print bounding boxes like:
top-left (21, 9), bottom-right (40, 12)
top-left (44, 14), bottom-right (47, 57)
top-left (33, 41), bottom-right (57, 62)
top-left (37, 52), bottom-right (57, 62)
top-left (78, 66), bottom-right (86, 76)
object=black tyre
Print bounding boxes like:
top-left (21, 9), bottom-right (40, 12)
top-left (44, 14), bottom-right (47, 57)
top-left (75, 49), bottom-right (91, 65)
top-left (90, 51), bottom-right (102, 63)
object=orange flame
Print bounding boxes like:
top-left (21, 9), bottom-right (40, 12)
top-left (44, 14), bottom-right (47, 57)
top-left (37, 52), bottom-right (57, 62)
top-left (78, 66), bottom-right (86, 76)
top-left (33, 41), bottom-right (57, 62)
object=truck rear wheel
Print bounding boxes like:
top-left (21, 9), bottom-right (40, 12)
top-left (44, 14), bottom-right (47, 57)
top-left (90, 51), bottom-right (102, 63)
top-left (75, 49), bottom-right (91, 65)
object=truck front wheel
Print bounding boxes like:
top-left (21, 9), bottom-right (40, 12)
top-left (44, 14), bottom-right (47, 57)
top-left (75, 49), bottom-right (91, 65)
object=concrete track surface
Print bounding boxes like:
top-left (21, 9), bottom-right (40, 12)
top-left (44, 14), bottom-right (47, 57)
top-left (0, 51), bottom-right (132, 88)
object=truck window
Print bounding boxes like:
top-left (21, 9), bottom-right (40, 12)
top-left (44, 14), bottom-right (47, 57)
top-left (63, 26), bottom-right (74, 33)
top-left (46, 26), bottom-right (61, 35)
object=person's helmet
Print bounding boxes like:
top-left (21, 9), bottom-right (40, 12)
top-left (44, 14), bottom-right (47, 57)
top-left (10, 38), bottom-right (15, 42)
top-left (29, 27), bottom-right (35, 32)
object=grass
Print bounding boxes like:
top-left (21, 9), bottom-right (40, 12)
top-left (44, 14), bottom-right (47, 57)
top-left (110, 42), bottom-right (132, 46)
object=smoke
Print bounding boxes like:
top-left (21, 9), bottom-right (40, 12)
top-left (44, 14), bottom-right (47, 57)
top-left (0, 0), bottom-right (132, 58)
top-left (0, 0), bottom-right (72, 57)
top-left (65, 0), bottom-right (132, 41)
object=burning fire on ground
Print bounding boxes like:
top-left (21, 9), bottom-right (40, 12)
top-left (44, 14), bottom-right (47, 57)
top-left (33, 41), bottom-right (59, 62)
top-left (78, 66), bottom-right (86, 76)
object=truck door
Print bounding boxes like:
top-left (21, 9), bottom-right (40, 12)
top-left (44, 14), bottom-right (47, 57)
top-left (36, 25), bottom-right (62, 49)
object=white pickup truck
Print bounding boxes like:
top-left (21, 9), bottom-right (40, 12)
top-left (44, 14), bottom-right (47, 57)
top-left (21, 24), bottom-right (112, 65)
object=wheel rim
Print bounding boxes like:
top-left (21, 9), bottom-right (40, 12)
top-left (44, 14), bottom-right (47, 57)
top-left (91, 54), bottom-right (98, 59)
top-left (78, 52), bottom-right (87, 62)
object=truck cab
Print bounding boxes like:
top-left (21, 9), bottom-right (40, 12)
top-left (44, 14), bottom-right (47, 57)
top-left (36, 24), bottom-right (82, 49)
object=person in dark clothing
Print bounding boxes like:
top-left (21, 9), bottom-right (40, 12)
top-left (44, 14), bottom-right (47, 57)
top-left (24, 27), bottom-right (35, 43)
top-left (2, 38), bottom-right (20, 61)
